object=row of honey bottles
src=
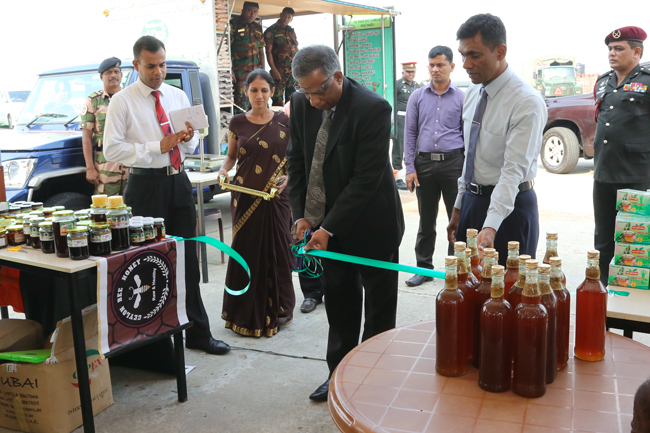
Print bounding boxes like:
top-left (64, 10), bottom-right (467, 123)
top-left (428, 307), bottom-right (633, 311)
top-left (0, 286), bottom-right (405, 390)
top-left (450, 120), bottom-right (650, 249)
top-left (436, 240), bottom-right (607, 398)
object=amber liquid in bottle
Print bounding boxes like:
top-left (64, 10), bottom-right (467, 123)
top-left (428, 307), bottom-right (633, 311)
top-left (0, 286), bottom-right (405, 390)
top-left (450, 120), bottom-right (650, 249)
top-left (479, 266), bottom-right (513, 392)
top-left (465, 248), bottom-right (479, 289)
top-left (504, 241), bottom-right (520, 300)
top-left (455, 243), bottom-right (473, 361)
top-left (550, 258), bottom-right (571, 370)
top-left (513, 262), bottom-right (548, 398)
top-left (436, 257), bottom-right (468, 377)
top-left (539, 264), bottom-right (558, 384)
top-left (508, 255), bottom-right (531, 311)
top-left (467, 229), bottom-right (482, 282)
top-left (575, 251), bottom-right (608, 362)
top-left (472, 249), bottom-right (496, 369)
top-left (543, 235), bottom-right (567, 286)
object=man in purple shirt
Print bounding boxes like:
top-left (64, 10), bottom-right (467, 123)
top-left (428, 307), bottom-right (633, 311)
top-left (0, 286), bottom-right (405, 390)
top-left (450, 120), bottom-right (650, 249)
top-left (404, 45), bottom-right (465, 287)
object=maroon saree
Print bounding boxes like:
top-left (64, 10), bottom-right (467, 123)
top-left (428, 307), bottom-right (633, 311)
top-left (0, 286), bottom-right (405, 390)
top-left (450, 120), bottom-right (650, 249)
top-left (222, 111), bottom-right (295, 337)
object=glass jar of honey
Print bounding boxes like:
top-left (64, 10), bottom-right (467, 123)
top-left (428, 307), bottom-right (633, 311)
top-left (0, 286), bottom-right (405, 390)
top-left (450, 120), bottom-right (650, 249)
top-left (90, 205), bottom-right (108, 223)
top-left (7, 225), bottom-right (26, 246)
top-left (52, 210), bottom-right (76, 258)
top-left (154, 218), bottom-right (166, 241)
top-left (22, 219), bottom-right (33, 247)
top-left (67, 227), bottom-right (89, 260)
top-left (39, 222), bottom-right (55, 254)
top-left (142, 217), bottom-right (155, 243)
top-left (129, 221), bottom-right (145, 246)
top-left (0, 229), bottom-right (7, 249)
top-left (89, 223), bottom-right (112, 256)
top-left (29, 217), bottom-right (45, 249)
top-left (8, 206), bottom-right (20, 216)
top-left (107, 205), bottom-right (130, 251)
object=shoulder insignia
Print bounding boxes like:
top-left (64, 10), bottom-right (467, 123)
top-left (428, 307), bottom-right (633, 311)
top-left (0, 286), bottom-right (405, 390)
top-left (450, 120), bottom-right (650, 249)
top-left (640, 66), bottom-right (650, 75)
top-left (81, 105), bottom-right (88, 116)
top-left (597, 70), bottom-right (613, 81)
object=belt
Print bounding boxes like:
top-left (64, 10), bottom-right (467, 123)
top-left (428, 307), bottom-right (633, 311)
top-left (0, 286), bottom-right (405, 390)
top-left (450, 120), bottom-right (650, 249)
top-left (129, 163), bottom-right (184, 176)
top-left (468, 180), bottom-right (534, 195)
top-left (417, 148), bottom-right (464, 161)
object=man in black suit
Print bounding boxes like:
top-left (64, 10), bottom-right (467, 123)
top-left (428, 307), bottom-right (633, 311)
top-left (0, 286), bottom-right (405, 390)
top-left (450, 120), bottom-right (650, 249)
top-left (287, 45), bottom-right (405, 402)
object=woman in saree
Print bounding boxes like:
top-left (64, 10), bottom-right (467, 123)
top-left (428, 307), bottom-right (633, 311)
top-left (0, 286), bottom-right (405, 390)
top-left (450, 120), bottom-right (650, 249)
top-left (218, 69), bottom-right (295, 337)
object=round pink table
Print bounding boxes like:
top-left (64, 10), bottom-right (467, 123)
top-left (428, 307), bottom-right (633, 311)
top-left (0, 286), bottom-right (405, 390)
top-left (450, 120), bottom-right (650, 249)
top-left (329, 320), bottom-right (647, 433)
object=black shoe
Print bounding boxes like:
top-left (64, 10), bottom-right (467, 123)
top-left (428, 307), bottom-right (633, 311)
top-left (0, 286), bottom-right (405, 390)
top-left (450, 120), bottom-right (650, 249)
top-left (300, 298), bottom-right (322, 313)
top-left (395, 179), bottom-right (408, 190)
top-left (405, 274), bottom-right (433, 287)
top-left (186, 337), bottom-right (231, 355)
top-left (309, 379), bottom-right (330, 402)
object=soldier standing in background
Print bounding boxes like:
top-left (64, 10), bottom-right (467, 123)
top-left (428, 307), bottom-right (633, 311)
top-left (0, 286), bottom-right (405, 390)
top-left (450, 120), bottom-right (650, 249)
top-left (265, 7), bottom-right (299, 106)
top-left (80, 57), bottom-right (128, 195)
top-left (593, 26), bottom-right (649, 285)
top-left (393, 62), bottom-right (420, 190)
top-left (230, 1), bottom-right (265, 112)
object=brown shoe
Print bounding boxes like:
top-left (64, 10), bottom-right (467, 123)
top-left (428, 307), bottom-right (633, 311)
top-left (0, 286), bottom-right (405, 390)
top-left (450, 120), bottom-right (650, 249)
top-left (300, 298), bottom-right (321, 313)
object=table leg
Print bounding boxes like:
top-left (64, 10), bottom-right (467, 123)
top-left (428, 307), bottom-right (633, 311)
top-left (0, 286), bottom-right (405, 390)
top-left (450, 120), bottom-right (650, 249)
top-left (0, 306), bottom-right (8, 319)
top-left (173, 331), bottom-right (188, 402)
top-left (197, 183), bottom-right (209, 283)
top-left (67, 274), bottom-right (95, 433)
top-left (624, 329), bottom-right (634, 339)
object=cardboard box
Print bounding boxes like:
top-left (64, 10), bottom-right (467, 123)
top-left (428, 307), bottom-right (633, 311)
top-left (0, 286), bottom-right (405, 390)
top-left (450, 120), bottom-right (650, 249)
top-left (614, 242), bottom-right (650, 268)
top-left (616, 189), bottom-right (650, 215)
top-left (0, 320), bottom-right (43, 353)
top-left (608, 259), bottom-right (650, 289)
top-left (0, 305), bottom-right (113, 433)
top-left (615, 212), bottom-right (650, 244)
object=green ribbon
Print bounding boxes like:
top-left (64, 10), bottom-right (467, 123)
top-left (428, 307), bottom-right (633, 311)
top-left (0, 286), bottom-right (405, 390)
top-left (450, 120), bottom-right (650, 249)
top-left (170, 235), bottom-right (250, 296)
top-left (608, 289), bottom-right (630, 297)
top-left (299, 247), bottom-right (446, 280)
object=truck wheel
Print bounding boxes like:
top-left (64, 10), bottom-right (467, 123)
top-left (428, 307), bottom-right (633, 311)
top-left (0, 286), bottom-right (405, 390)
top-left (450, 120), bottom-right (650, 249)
top-left (541, 127), bottom-right (580, 174)
top-left (44, 192), bottom-right (91, 211)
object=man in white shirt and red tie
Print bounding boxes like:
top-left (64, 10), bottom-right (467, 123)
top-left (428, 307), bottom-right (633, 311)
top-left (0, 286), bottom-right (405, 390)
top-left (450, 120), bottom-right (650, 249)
top-left (447, 14), bottom-right (547, 265)
top-left (104, 36), bottom-right (230, 355)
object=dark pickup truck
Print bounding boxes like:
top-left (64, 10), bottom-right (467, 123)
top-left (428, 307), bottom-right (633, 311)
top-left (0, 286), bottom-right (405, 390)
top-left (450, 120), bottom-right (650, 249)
top-left (542, 61), bottom-right (650, 174)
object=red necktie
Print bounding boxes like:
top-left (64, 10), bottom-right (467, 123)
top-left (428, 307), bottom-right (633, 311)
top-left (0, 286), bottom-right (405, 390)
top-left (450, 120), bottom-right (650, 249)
top-left (151, 90), bottom-right (181, 169)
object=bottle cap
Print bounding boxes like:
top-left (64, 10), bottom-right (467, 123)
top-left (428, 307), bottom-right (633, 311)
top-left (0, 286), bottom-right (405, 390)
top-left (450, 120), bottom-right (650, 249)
top-left (52, 206), bottom-right (66, 211)
top-left (508, 241), bottom-right (520, 250)
top-left (546, 232), bottom-right (558, 240)
top-left (92, 194), bottom-right (108, 207)
top-left (549, 257), bottom-right (562, 267)
top-left (525, 259), bottom-right (539, 270)
top-left (143, 217), bottom-right (154, 224)
top-left (538, 264), bottom-right (551, 274)
top-left (130, 221), bottom-right (143, 228)
top-left (588, 250), bottom-right (600, 259)
top-left (445, 256), bottom-right (458, 266)
top-left (467, 228), bottom-right (478, 238)
top-left (491, 265), bottom-right (505, 277)
top-left (154, 218), bottom-right (165, 223)
top-left (518, 254), bottom-right (532, 264)
top-left (484, 248), bottom-right (497, 258)
top-left (53, 210), bottom-right (74, 217)
top-left (454, 241), bottom-right (467, 251)
top-left (465, 248), bottom-right (472, 257)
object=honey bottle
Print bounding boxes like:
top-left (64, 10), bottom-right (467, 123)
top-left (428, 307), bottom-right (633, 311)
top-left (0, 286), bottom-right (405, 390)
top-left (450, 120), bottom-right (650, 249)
top-left (472, 248), bottom-right (497, 368)
top-left (575, 250), bottom-right (608, 362)
top-left (550, 257), bottom-right (571, 370)
top-left (454, 242), bottom-right (473, 361)
top-left (543, 232), bottom-right (567, 286)
top-left (479, 265), bottom-right (514, 392)
top-left (466, 228), bottom-right (482, 282)
top-left (508, 254), bottom-right (532, 311)
top-left (504, 241), bottom-right (520, 300)
top-left (538, 264), bottom-right (558, 384)
top-left (513, 259), bottom-right (548, 398)
top-left (436, 256), bottom-right (468, 377)
top-left (465, 248), bottom-right (479, 289)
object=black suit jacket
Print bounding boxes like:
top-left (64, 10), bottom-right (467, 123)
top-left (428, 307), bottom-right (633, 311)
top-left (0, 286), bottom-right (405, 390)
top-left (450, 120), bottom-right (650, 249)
top-left (287, 77), bottom-right (405, 259)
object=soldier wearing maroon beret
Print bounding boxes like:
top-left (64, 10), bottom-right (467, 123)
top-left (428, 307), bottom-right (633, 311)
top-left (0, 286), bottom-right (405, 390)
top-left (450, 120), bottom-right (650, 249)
top-left (593, 26), bottom-right (649, 284)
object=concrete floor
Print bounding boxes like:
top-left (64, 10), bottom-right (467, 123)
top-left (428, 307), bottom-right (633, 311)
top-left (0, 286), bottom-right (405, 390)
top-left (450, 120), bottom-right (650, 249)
top-left (2, 157), bottom-right (648, 433)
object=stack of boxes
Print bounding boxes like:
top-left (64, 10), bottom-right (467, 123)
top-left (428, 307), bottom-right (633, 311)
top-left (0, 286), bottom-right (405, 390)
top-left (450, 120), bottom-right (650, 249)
top-left (610, 189), bottom-right (650, 289)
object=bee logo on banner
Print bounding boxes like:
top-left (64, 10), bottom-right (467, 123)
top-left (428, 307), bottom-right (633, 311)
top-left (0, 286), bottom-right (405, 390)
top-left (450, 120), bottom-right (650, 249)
top-left (93, 239), bottom-right (189, 355)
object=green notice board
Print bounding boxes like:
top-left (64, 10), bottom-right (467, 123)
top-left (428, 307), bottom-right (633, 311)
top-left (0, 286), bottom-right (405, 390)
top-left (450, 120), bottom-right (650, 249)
top-left (343, 16), bottom-right (394, 109)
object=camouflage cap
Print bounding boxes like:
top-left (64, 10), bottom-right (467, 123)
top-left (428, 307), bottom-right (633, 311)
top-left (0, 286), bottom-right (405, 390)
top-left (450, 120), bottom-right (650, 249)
top-left (98, 57), bottom-right (121, 74)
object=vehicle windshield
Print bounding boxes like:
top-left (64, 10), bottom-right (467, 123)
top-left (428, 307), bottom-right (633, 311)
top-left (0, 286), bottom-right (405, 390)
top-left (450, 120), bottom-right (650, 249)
top-left (543, 67), bottom-right (576, 80)
top-left (17, 69), bottom-right (132, 125)
top-left (8, 91), bottom-right (29, 102)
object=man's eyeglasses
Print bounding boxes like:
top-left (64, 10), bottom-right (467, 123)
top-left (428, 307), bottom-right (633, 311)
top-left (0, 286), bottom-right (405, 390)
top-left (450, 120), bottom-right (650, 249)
top-left (294, 75), bottom-right (334, 95)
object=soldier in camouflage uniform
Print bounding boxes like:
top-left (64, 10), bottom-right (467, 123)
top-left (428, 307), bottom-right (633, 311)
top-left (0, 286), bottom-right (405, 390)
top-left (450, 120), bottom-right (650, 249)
top-left (393, 62), bottom-right (420, 190)
top-left (230, 1), bottom-right (265, 112)
top-left (264, 7), bottom-right (299, 106)
top-left (80, 57), bottom-right (128, 195)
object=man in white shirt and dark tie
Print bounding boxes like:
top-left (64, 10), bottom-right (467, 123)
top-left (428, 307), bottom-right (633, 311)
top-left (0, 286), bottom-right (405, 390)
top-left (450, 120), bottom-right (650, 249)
top-left (447, 14), bottom-right (547, 265)
top-left (104, 35), bottom-right (230, 355)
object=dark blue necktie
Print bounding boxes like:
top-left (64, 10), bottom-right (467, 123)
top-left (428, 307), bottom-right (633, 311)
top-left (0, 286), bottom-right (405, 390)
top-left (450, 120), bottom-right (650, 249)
top-left (464, 87), bottom-right (489, 187)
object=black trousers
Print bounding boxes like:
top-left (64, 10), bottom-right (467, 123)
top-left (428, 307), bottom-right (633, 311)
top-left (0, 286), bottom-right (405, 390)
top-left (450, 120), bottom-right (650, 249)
top-left (391, 115), bottom-right (405, 170)
top-left (323, 239), bottom-right (399, 373)
top-left (414, 152), bottom-right (464, 268)
top-left (299, 274), bottom-right (323, 302)
top-left (593, 180), bottom-right (650, 285)
top-left (125, 170), bottom-right (212, 342)
top-left (456, 188), bottom-right (539, 267)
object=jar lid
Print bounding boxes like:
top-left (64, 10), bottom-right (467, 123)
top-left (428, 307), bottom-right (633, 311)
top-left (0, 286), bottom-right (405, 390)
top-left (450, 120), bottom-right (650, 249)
top-left (143, 217), bottom-right (154, 224)
top-left (52, 206), bottom-right (66, 210)
top-left (0, 229), bottom-right (5, 234)
top-left (9, 206), bottom-right (21, 210)
top-left (74, 210), bottom-right (90, 215)
top-left (42, 207), bottom-right (55, 212)
top-left (30, 217), bottom-right (45, 223)
top-left (68, 227), bottom-right (88, 234)
top-left (20, 204), bottom-right (32, 209)
top-left (130, 221), bottom-right (143, 227)
top-left (53, 210), bottom-right (74, 216)
top-left (7, 225), bottom-right (23, 231)
top-left (77, 220), bottom-right (92, 226)
top-left (153, 218), bottom-right (165, 223)
top-left (132, 216), bottom-right (143, 220)
top-left (29, 210), bottom-right (44, 215)
top-left (39, 221), bottom-right (53, 228)
top-left (32, 202), bottom-right (43, 206)
top-left (90, 223), bottom-right (110, 229)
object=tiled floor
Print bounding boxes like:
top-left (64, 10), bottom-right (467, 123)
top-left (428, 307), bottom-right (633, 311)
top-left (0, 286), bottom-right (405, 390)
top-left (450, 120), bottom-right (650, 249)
top-left (329, 321), bottom-right (645, 433)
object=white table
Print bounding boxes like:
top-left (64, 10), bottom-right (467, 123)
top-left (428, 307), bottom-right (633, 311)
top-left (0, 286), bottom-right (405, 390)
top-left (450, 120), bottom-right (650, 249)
top-left (186, 170), bottom-right (225, 283)
top-left (607, 285), bottom-right (650, 338)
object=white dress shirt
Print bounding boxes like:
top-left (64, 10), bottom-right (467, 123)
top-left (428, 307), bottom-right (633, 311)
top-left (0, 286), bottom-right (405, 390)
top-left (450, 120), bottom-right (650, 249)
top-left (103, 79), bottom-right (199, 168)
top-left (454, 66), bottom-right (547, 231)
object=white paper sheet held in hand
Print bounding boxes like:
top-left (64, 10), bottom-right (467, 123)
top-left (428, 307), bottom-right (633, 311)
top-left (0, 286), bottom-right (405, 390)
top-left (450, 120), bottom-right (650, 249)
top-left (169, 105), bottom-right (209, 132)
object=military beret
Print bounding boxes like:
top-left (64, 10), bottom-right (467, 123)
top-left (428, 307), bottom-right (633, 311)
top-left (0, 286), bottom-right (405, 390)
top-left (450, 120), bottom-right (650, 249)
top-left (605, 26), bottom-right (647, 45)
top-left (243, 2), bottom-right (259, 9)
top-left (98, 57), bottom-right (121, 74)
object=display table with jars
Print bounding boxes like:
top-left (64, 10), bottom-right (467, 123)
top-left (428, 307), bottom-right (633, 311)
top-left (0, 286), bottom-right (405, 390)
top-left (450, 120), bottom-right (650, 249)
top-left (606, 285), bottom-right (650, 338)
top-left (328, 320), bottom-right (644, 433)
